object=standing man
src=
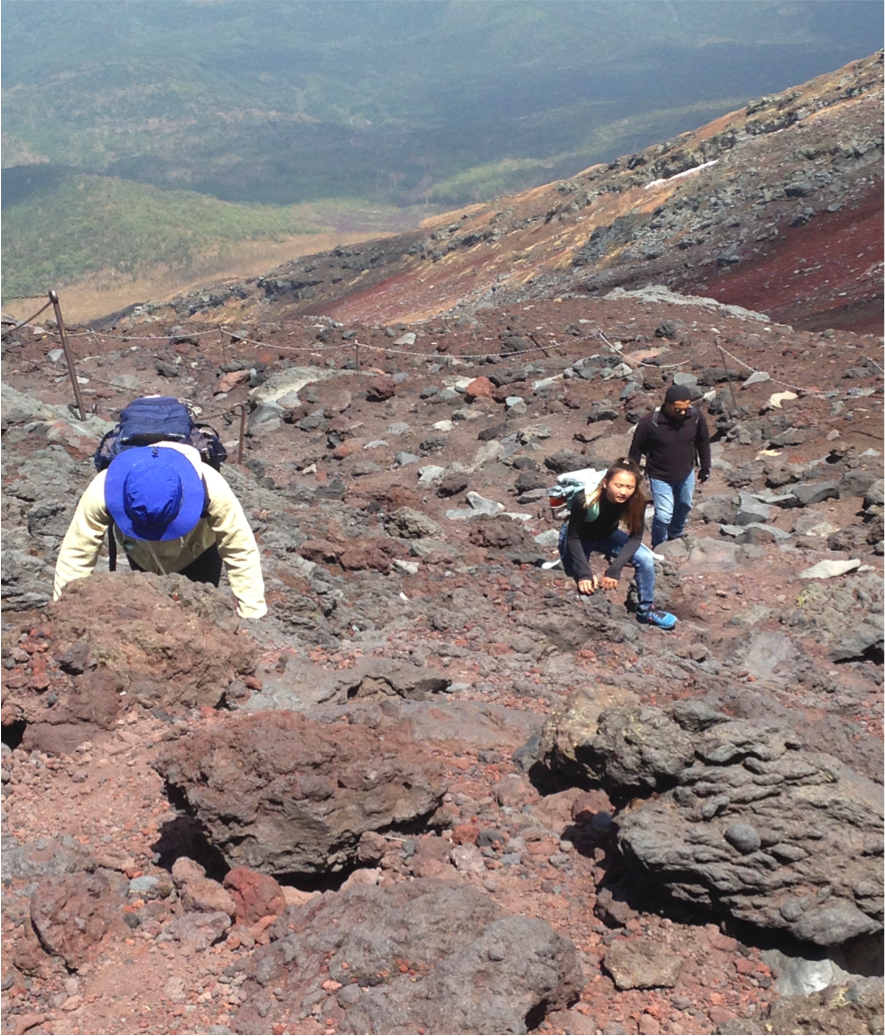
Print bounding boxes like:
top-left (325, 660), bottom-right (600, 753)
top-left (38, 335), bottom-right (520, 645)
top-left (629, 385), bottom-right (711, 548)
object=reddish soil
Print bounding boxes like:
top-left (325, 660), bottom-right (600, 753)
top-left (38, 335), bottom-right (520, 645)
top-left (1, 49), bottom-right (882, 1036)
top-left (704, 183), bottom-right (884, 335)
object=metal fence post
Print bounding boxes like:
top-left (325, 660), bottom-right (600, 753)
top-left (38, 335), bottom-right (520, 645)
top-left (48, 290), bottom-right (86, 421)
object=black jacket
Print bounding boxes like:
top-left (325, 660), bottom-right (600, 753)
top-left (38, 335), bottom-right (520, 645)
top-left (629, 406), bottom-right (711, 482)
top-left (563, 495), bottom-right (644, 582)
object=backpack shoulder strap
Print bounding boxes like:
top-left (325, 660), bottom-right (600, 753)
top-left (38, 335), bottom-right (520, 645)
top-left (107, 522), bottom-right (117, 572)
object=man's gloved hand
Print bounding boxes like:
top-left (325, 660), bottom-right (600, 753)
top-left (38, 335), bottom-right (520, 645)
top-left (698, 471), bottom-right (711, 483)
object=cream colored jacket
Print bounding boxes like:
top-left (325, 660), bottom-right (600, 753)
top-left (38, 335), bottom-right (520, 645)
top-left (53, 443), bottom-right (267, 618)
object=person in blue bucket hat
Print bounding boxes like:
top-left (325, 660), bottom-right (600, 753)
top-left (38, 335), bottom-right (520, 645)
top-left (54, 443), bottom-right (267, 618)
top-left (105, 444), bottom-right (206, 542)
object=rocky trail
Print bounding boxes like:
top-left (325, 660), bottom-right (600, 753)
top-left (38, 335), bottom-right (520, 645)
top-left (2, 278), bottom-right (883, 1036)
top-left (2, 48), bottom-right (884, 1036)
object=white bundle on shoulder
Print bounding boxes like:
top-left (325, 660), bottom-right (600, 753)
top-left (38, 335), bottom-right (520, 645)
top-left (550, 467), bottom-right (606, 509)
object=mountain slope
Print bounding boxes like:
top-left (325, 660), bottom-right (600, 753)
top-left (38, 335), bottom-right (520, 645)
top-left (118, 51), bottom-right (883, 335)
top-left (0, 168), bottom-right (331, 298)
top-left (3, 1), bottom-right (880, 211)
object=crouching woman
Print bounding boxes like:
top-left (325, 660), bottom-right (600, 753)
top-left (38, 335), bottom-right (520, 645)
top-left (558, 457), bottom-right (676, 630)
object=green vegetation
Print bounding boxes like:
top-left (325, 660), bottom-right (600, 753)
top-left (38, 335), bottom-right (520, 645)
top-left (1, 1), bottom-right (878, 292)
top-left (427, 98), bottom-right (746, 204)
top-left (429, 157), bottom-right (559, 206)
top-left (1, 169), bottom-right (323, 296)
top-left (4, 1), bottom-right (877, 190)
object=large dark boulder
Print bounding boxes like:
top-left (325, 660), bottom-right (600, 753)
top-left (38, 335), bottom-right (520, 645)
top-left (156, 710), bottom-right (447, 875)
top-left (591, 704), bottom-right (885, 946)
top-left (233, 879), bottom-right (582, 1035)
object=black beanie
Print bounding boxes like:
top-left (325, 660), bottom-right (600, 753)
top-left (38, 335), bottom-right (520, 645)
top-left (664, 384), bottom-right (692, 404)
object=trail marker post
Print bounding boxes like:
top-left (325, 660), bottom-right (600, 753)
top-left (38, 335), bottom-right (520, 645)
top-left (236, 403), bottom-right (247, 465)
top-left (48, 290), bottom-right (86, 421)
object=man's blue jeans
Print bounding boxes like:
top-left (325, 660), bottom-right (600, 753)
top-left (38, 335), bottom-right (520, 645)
top-left (649, 472), bottom-right (695, 547)
top-left (559, 526), bottom-right (656, 613)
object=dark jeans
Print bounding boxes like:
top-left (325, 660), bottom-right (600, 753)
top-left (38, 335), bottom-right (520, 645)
top-left (558, 524), bottom-right (656, 613)
top-left (128, 542), bottom-right (222, 587)
top-left (649, 472), bottom-right (695, 547)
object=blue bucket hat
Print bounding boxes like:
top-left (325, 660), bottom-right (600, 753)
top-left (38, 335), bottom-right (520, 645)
top-left (105, 445), bottom-right (204, 541)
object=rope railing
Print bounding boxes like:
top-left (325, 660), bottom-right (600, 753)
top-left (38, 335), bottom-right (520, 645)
top-left (0, 299), bottom-right (55, 340)
top-left (714, 341), bottom-right (832, 398)
top-left (56, 325), bottom-right (562, 363)
top-left (5, 292), bottom-right (880, 423)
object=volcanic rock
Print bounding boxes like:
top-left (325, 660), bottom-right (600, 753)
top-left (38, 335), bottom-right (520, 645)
top-left (735, 490), bottom-right (771, 526)
top-left (594, 704), bottom-right (884, 945)
top-left (1, 834), bottom-right (92, 883)
top-left (515, 468), bottom-right (549, 493)
top-left (465, 376), bottom-right (496, 400)
top-left (222, 867), bottom-right (287, 924)
top-left (157, 912), bottom-right (232, 951)
top-left (366, 376), bottom-right (396, 401)
top-left (591, 705), bottom-right (697, 791)
top-left (697, 494), bottom-right (740, 524)
top-left (799, 558), bottom-right (861, 579)
top-left (179, 874), bottom-right (237, 918)
top-left (787, 570), bottom-right (883, 661)
top-left (385, 506), bottom-right (443, 539)
top-left (469, 516), bottom-right (531, 550)
top-left (603, 938), bottom-right (683, 990)
top-left (47, 573), bottom-right (256, 713)
top-left (544, 449), bottom-right (585, 474)
top-left (537, 684), bottom-right (640, 785)
top-left (30, 871), bottom-right (126, 971)
top-left (20, 669), bottom-right (123, 755)
top-left (715, 977), bottom-right (884, 1035)
top-left (327, 656), bottom-right (451, 702)
top-left (437, 471), bottom-right (470, 496)
top-left (864, 479), bottom-right (884, 508)
top-left (792, 481), bottom-right (841, 506)
top-left (233, 879), bottom-right (582, 1035)
top-left (155, 710), bottom-right (447, 874)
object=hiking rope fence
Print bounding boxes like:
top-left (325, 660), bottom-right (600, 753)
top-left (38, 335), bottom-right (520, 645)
top-left (61, 326), bottom-right (227, 340)
top-left (594, 328), bottom-right (691, 369)
top-left (32, 328), bottom-right (885, 407)
top-left (713, 341), bottom-right (832, 398)
top-left (8, 303), bottom-right (881, 416)
top-left (57, 325), bottom-right (563, 362)
top-left (0, 299), bottom-right (54, 340)
top-left (48, 290), bottom-right (87, 421)
top-left (35, 321), bottom-right (885, 402)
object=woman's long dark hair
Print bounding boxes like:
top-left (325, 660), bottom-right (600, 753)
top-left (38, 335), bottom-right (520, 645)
top-left (579, 457), bottom-right (646, 535)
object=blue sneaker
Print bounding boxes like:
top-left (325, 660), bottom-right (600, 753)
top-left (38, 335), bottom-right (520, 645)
top-left (637, 608), bottom-right (677, 630)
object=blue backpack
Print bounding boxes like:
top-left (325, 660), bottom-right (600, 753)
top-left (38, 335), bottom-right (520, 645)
top-left (94, 396), bottom-right (227, 473)
top-left (94, 397), bottom-right (224, 572)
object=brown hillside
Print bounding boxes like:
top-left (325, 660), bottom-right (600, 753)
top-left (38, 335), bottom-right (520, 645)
top-left (92, 51), bottom-right (883, 337)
